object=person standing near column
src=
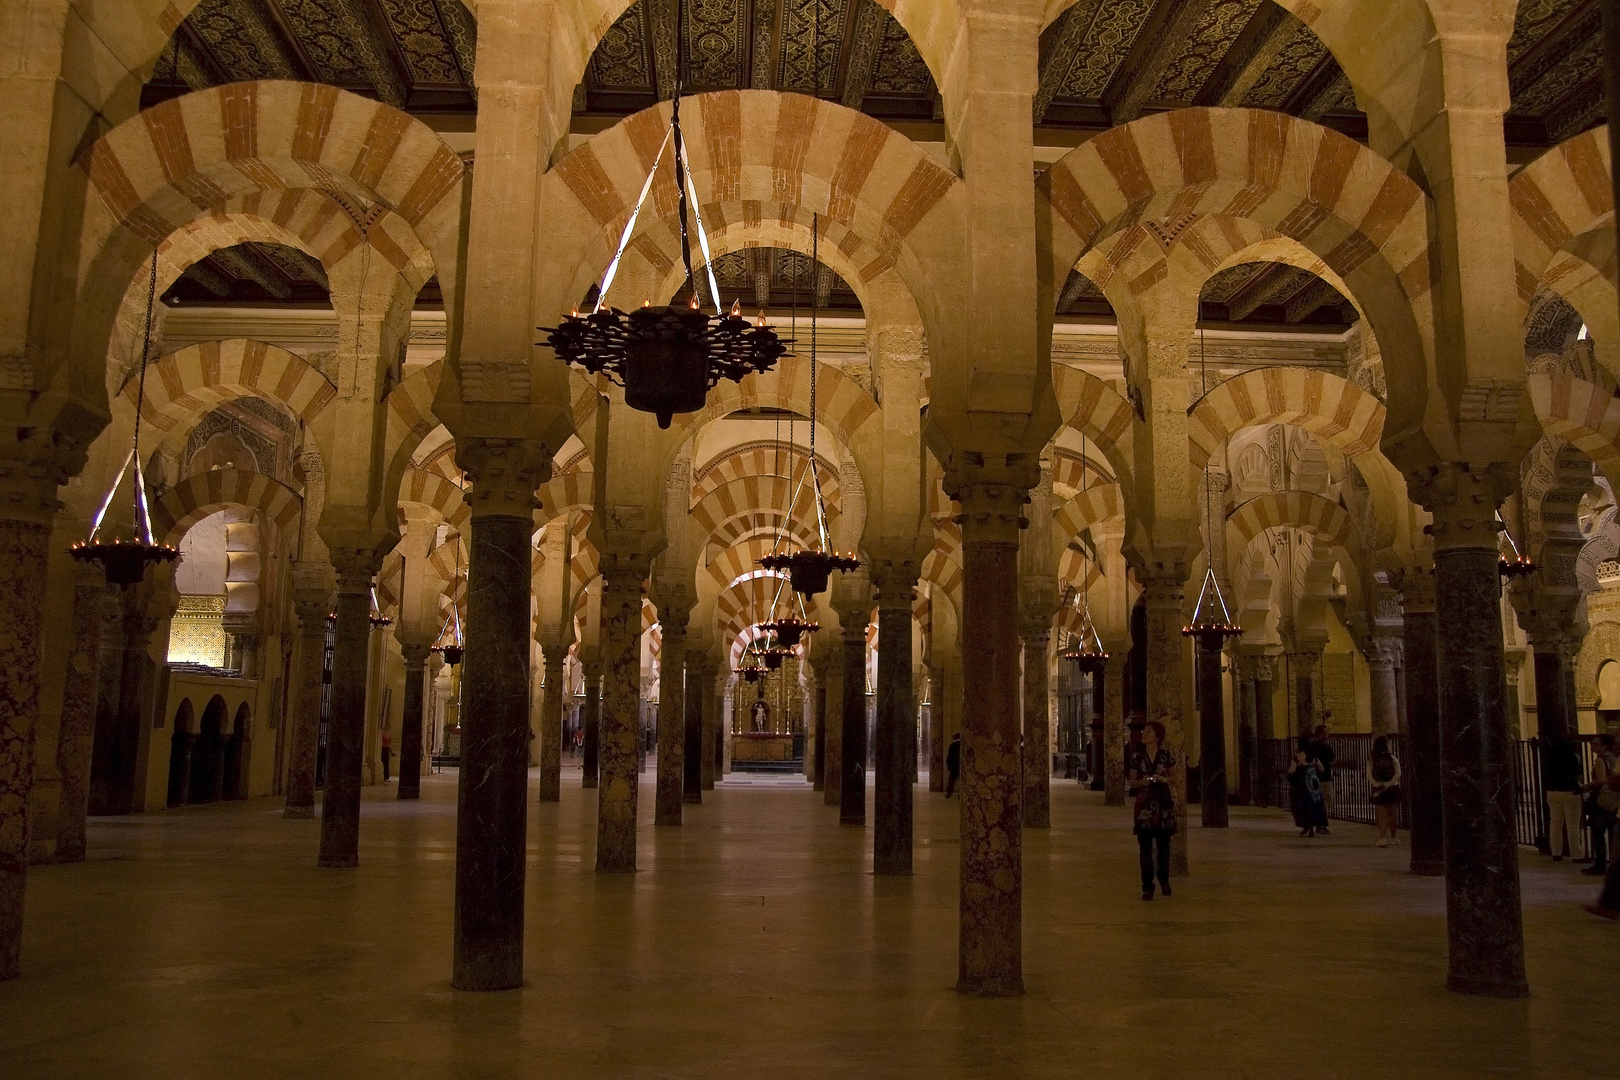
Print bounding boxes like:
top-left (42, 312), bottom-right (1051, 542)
top-left (1307, 725), bottom-right (1336, 831)
top-left (1127, 720), bottom-right (1175, 901)
top-left (1541, 733), bottom-right (1583, 862)
top-left (1368, 736), bottom-right (1403, 848)
top-left (380, 727), bottom-right (392, 783)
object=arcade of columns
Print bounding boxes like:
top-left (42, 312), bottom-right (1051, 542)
top-left (2, 0), bottom-right (1619, 1003)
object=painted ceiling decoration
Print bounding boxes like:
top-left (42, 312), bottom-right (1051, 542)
top-left (145, 0), bottom-right (1606, 319)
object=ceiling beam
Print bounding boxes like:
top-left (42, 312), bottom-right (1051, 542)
top-left (841, 0), bottom-right (886, 112)
top-left (179, 261), bottom-right (233, 298)
top-left (1103, 0), bottom-right (1220, 125)
top-left (1056, 270), bottom-right (1093, 313)
top-left (1196, 2), bottom-right (1300, 107)
top-left (343, 0), bottom-right (411, 108)
top-left (258, 0), bottom-right (323, 83)
top-left (1283, 278), bottom-right (1343, 323)
top-left (649, 0), bottom-right (678, 100)
top-left (210, 246), bottom-right (294, 300)
top-left (1508, 0), bottom-right (1600, 100)
top-left (1285, 54), bottom-right (1352, 121)
top-left (750, 0), bottom-right (778, 89)
top-left (1226, 264), bottom-right (1312, 321)
top-left (1033, 2), bottom-right (1091, 123)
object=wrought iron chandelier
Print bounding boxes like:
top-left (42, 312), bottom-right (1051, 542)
top-left (432, 530), bottom-right (464, 665)
top-left (539, 0), bottom-right (786, 428)
top-left (1183, 330), bottom-right (1242, 646)
top-left (70, 253), bottom-right (183, 588)
top-left (757, 213), bottom-right (860, 596)
top-left (1498, 513), bottom-right (1535, 580)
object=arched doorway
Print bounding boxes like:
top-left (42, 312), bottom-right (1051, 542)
top-left (222, 702), bottom-right (252, 799)
top-left (189, 696), bottom-right (228, 805)
top-left (166, 699), bottom-right (196, 808)
top-left (1597, 660), bottom-right (1620, 732)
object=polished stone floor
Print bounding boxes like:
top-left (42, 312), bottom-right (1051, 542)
top-left (4, 763), bottom-right (1613, 1079)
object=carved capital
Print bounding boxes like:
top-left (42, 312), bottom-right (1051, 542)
top-left (868, 558), bottom-right (920, 610)
top-left (456, 437), bottom-right (550, 519)
top-left (330, 546), bottom-right (383, 594)
top-left (1367, 633), bottom-right (1403, 671)
top-left (0, 424), bottom-right (92, 527)
top-left (401, 642), bottom-right (432, 669)
top-left (1389, 566), bottom-right (1436, 614)
top-left (1133, 561), bottom-right (1187, 609)
top-left (1410, 462), bottom-right (1513, 553)
top-left (943, 455), bottom-right (1037, 547)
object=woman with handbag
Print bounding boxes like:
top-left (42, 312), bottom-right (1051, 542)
top-left (1287, 742), bottom-right (1328, 837)
top-left (1126, 720), bottom-right (1176, 901)
top-left (1367, 736), bottom-right (1402, 847)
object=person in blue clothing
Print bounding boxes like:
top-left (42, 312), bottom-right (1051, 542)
top-left (1288, 742), bottom-right (1328, 837)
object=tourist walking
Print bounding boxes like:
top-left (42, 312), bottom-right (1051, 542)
top-left (945, 732), bottom-right (961, 798)
top-left (1542, 733), bottom-right (1583, 861)
top-left (380, 728), bottom-right (392, 782)
top-left (1307, 725), bottom-right (1336, 827)
top-left (1288, 744), bottom-right (1328, 837)
top-left (1367, 736), bottom-right (1402, 847)
top-left (1127, 720), bottom-right (1176, 900)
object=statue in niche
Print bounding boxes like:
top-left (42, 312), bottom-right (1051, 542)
top-left (750, 698), bottom-right (770, 733)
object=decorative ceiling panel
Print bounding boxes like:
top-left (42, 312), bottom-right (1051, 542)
top-left (1506, 0), bottom-right (1585, 66)
top-left (185, 0), bottom-right (300, 81)
top-left (1151, 0), bottom-right (1263, 104)
top-left (779, 0), bottom-right (850, 95)
top-left (686, 0), bottom-right (748, 90)
top-left (1053, 0), bottom-right (1154, 101)
top-left (1200, 262), bottom-right (1266, 305)
top-left (591, 3), bottom-right (655, 89)
top-left (1512, 31), bottom-right (1602, 116)
top-left (868, 11), bottom-right (932, 95)
top-left (275, 0), bottom-right (378, 83)
top-left (379, 0), bottom-right (471, 85)
top-left (1238, 23), bottom-right (1324, 108)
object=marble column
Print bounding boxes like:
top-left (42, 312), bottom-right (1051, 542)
top-left (1195, 637), bottom-right (1229, 827)
top-left (52, 565), bottom-right (106, 862)
top-left (950, 477), bottom-right (1028, 997)
top-left (701, 662), bottom-right (718, 790)
top-left (282, 596), bottom-right (328, 819)
top-left (1396, 569), bottom-right (1444, 878)
top-left (1368, 633), bottom-right (1402, 737)
top-left (1422, 466), bottom-right (1528, 998)
top-left (837, 607), bottom-right (869, 828)
top-left (0, 470), bottom-right (65, 979)
top-left (1087, 664), bottom-right (1104, 791)
top-left (451, 438), bottom-right (546, 991)
top-left (872, 565), bottom-right (917, 874)
top-left (1021, 616), bottom-right (1053, 829)
top-left (537, 650), bottom-right (565, 803)
top-left (89, 589), bottom-right (159, 816)
top-left (813, 678), bottom-right (828, 791)
top-left (682, 652), bottom-right (703, 804)
top-left (1103, 651), bottom-right (1127, 806)
top-left (1254, 657), bottom-right (1275, 742)
top-left (1233, 655), bottom-right (1260, 806)
top-left (822, 649), bottom-right (843, 807)
top-left (1285, 645), bottom-right (1324, 737)
top-left (927, 664), bottom-right (944, 792)
top-left (1141, 568), bottom-right (1191, 875)
top-left (655, 621), bottom-right (686, 826)
top-left (597, 559), bottom-right (648, 871)
top-left (318, 549), bottom-right (379, 869)
top-left (581, 661), bottom-right (602, 789)
top-left (1528, 633), bottom-right (1577, 744)
top-left (397, 642), bottom-right (430, 800)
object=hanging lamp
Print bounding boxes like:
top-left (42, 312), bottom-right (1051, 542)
top-left (70, 253), bottom-right (183, 587)
top-left (1183, 328), bottom-right (1242, 645)
top-left (433, 530), bottom-right (465, 665)
top-left (1498, 513), bottom-right (1535, 580)
top-left (539, 0), bottom-right (786, 428)
top-left (758, 214), bottom-right (860, 595)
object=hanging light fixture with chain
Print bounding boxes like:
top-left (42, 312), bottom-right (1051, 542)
top-left (70, 252), bottom-right (183, 587)
top-left (1060, 433), bottom-right (1110, 672)
top-left (1183, 327), bottom-right (1243, 646)
top-left (539, 0), bottom-right (787, 428)
top-left (433, 525), bottom-right (465, 666)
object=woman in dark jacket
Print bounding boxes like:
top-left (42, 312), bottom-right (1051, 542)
top-left (1288, 741), bottom-right (1329, 837)
top-left (1127, 720), bottom-right (1176, 900)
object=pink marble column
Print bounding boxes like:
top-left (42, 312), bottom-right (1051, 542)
top-left (1103, 651), bottom-right (1127, 806)
top-left (1020, 616), bottom-right (1052, 829)
top-left (51, 564), bottom-right (105, 862)
top-left (282, 597), bottom-right (328, 818)
top-left (949, 473), bottom-right (1030, 997)
top-left (596, 557), bottom-right (649, 872)
top-left (1139, 567), bottom-right (1190, 876)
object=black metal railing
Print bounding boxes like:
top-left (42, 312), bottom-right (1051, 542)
top-left (1253, 734), bottom-right (1600, 849)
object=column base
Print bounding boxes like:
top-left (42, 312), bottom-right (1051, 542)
top-left (956, 976), bottom-right (1025, 998)
top-left (840, 815), bottom-right (865, 827)
top-left (317, 854), bottom-right (358, 869)
top-left (1410, 859), bottom-right (1444, 877)
top-left (396, 789), bottom-right (420, 801)
top-left (283, 805), bottom-right (314, 819)
top-left (1446, 972), bottom-right (1530, 998)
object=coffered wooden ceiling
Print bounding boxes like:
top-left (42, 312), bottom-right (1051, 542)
top-left (145, 0), bottom-right (1608, 325)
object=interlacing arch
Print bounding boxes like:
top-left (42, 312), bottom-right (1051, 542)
top-left (1527, 370), bottom-right (1620, 487)
top-left (692, 442), bottom-right (844, 512)
top-left (153, 467), bottom-right (303, 548)
top-left (1224, 490), bottom-right (1366, 615)
top-left (1039, 108), bottom-right (1432, 419)
top-left (1053, 482), bottom-right (1123, 546)
top-left (705, 512), bottom-right (823, 556)
top-left (116, 339), bottom-right (335, 454)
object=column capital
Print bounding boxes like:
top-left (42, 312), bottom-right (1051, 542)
top-left (868, 557), bottom-right (920, 609)
top-left (943, 457), bottom-right (1036, 546)
top-left (0, 424), bottom-right (92, 527)
top-left (401, 642), bottom-right (433, 668)
top-left (599, 549), bottom-right (652, 589)
top-left (1367, 633), bottom-right (1403, 671)
top-left (330, 546), bottom-right (383, 593)
top-left (456, 436), bottom-right (550, 519)
top-left (1133, 561), bottom-right (1187, 605)
top-left (1409, 463), bottom-right (1513, 553)
top-left (1390, 566), bottom-right (1437, 614)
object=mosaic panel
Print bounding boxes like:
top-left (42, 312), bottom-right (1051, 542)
top-left (169, 594), bottom-right (228, 668)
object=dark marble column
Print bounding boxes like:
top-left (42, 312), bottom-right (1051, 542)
top-left (1420, 465), bottom-right (1528, 998)
top-left (1233, 656), bottom-right (1258, 806)
top-left (1020, 615), bottom-right (1053, 828)
top-left (1528, 635), bottom-right (1576, 744)
top-left (1103, 651), bottom-right (1126, 806)
top-left (318, 550), bottom-right (380, 869)
top-left (682, 652), bottom-right (703, 804)
top-left (1140, 568), bottom-right (1190, 875)
top-left (397, 642), bottom-right (430, 800)
top-left (1195, 637), bottom-right (1229, 827)
top-left (1395, 568), bottom-right (1444, 878)
top-left (837, 603), bottom-right (869, 828)
top-left (597, 558), bottom-right (648, 872)
top-left (813, 677), bottom-right (828, 791)
top-left (581, 662), bottom-right (601, 789)
top-left (537, 650), bottom-right (565, 803)
top-left (282, 596), bottom-right (328, 818)
top-left (948, 474), bottom-right (1028, 997)
top-left (703, 664), bottom-right (719, 788)
top-left (1254, 660), bottom-right (1275, 742)
top-left (823, 650), bottom-right (843, 807)
top-left (926, 664), bottom-right (944, 792)
top-left (451, 437), bottom-right (547, 991)
top-left (52, 565), bottom-right (106, 862)
top-left (655, 621), bottom-right (686, 826)
top-left (1087, 665), bottom-right (1104, 791)
top-left (872, 564), bottom-right (917, 874)
top-left (90, 588), bottom-right (158, 816)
